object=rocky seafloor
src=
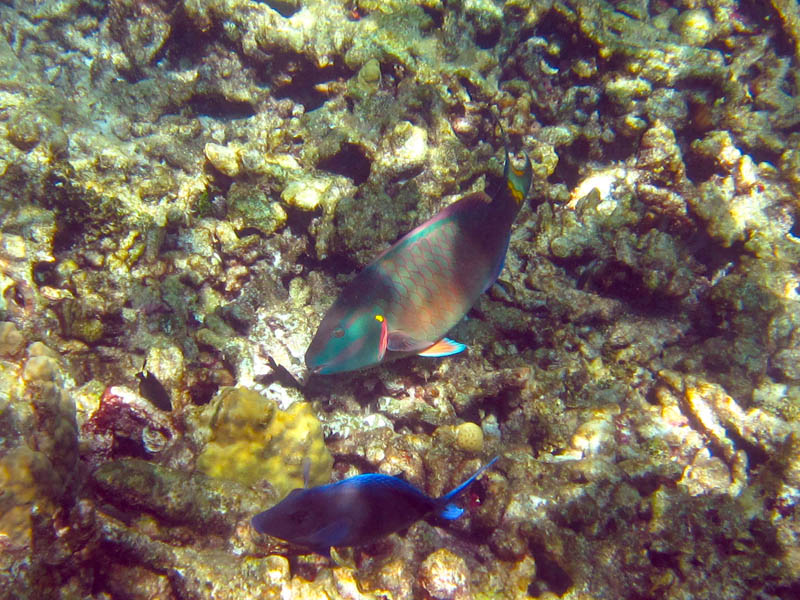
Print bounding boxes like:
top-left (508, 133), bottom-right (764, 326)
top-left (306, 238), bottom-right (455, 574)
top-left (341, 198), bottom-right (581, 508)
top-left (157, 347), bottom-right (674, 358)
top-left (1, 0), bottom-right (799, 598)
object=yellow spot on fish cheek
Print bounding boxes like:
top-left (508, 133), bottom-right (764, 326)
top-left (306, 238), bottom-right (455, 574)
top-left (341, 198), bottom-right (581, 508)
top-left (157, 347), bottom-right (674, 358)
top-left (375, 314), bottom-right (384, 322)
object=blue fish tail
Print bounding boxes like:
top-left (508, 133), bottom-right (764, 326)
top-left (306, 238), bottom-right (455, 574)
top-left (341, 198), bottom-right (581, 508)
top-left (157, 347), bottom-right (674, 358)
top-left (436, 456), bottom-right (498, 518)
top-left (439, 503), bottom-right (465, 520)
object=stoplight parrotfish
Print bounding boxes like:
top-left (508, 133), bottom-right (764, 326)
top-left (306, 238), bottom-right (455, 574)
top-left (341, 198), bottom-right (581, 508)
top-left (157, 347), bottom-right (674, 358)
top-left (251, 457), bottom-right (498, 555)
top-left (305, 121), bottom-right (533, 374)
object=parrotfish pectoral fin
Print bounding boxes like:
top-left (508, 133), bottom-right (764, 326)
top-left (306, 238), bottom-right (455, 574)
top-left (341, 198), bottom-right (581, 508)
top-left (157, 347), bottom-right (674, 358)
top-left (387, 331), bottom-right (435, 353)
top-left (439, 503), bottom-right (465, 520)
top-left (417, 338), bottom-right (467, 358)
top-left (377, 315), bottom-right (388, 360)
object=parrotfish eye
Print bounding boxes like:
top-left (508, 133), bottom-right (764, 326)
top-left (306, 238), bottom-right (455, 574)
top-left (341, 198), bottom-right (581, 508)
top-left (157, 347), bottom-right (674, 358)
top-left (332, 327), bottom-right (345, 338)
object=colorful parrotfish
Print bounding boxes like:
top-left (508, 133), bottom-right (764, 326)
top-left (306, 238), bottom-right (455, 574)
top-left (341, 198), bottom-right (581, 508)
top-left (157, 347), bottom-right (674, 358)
top-left (305, 125), bottom-right (533, 374)
top-left (251, 457), bottom-right (498, 555)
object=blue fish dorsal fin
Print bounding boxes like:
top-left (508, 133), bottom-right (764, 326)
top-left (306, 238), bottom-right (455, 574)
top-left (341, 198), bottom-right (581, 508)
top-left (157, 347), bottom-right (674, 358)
top-left (417, 338), bottom-right (467, 358)
top-left (438, 456), bottom-right (499, 508)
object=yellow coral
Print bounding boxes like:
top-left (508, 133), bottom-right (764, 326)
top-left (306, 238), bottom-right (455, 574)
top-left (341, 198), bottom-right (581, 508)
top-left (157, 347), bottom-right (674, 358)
top-left (455, 422), bottom-right (484, 454)
top-left (195, 387), bottom-right (332, 497)
top-left (0, 446), bottom-right (59, 548)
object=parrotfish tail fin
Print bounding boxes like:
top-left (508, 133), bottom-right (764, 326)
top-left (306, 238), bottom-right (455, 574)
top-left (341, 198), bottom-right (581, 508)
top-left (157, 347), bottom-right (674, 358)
top-left (504, 150), bottom-right (533, 207)
top-left (418, 337), bottom-right (466, 358)
top-left (491, 108), bottom-right (533, 206)
top-left (436, 456), bottom-right (499, 517)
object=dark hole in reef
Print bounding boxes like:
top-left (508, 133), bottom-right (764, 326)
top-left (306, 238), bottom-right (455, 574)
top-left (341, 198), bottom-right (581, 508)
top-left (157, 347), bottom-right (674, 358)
top-left (187, 94), bottom-right (256, 120)
top-left (475, 25), bottom-right (501, 50)
top-left (727, 424), bottom-right (770, 469)
top-left (156, 6), bottom-right (227, 68)
top-left (235, 227), bottom-right (265, 239)
top-left (684, 145), bottom-right (721, 184)
top-left (648, 548), bottom-right (682, 571)
top-left (738, 0), bottom-right (795, 57)
top-left (683, 230), bottom-right (744, 276)
top-left (629, 472), bottom-right (667, 497)
top-left (600, 131), bottom-right (638, 164)
top-left (189, 380), bottom-right (219, 406)
top-left (745, 144), bottom-right (782, 170)
top-left (270, 54), bottom-right (352, 112)
top-left (527, 540), bottom-right (573, 596)
top-left (749, 518), bottom-right (782, 556)
top-left (255, 0), bottom-right (301, 18)
top-left (457, 75), bottom-right (489, 103)
top-left (100, 310), bottom-right (126, 342)
top-left (6, 285), bottom-right (24, 310)
top-left (284, 203), bottom-right (317, 236)
top-left (33, 261), bottom-right (59, 287)
top-left (217, 303), bottom-right (253, 336)
top-left (112, 435), bottom-right (152, 460)
top-left (548, 136), bottom-right (591, 189)
top-left (558, 258), bottom-right (677, 315)
top-left (317, 143), bottom-right (371, 185)
top-left (534, 8), bottom-right (597, 62)
top-left (203, 166), bottom-right (235, 197)
top-left (43, 172), bottom-right (93, 253)
top-left (420, 3), bottom-right (444, 28)
top-left (768, 582), bottom-right (800, 600)
top-left (790, 218), bottom-right (800, 239)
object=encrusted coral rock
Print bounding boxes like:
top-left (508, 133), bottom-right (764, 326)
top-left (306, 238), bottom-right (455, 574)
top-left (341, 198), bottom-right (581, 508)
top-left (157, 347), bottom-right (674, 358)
top-left (195, 387), bottom-right (332, 496)
top-left (418, 548), bottom-right (471, 600)
top-left (204, 142), bottom-right (241, 177)
top-left (0, 321), bottom-right (25, 357)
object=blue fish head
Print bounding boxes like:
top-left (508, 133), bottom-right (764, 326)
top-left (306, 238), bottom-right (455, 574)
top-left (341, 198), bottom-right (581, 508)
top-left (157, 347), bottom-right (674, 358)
top-left (305, 299), bottom-right (388, 375)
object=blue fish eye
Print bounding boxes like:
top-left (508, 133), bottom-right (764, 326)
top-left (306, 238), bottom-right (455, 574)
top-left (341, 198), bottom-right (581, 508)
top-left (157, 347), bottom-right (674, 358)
top-left (290, 509), bottom-right (310, 524)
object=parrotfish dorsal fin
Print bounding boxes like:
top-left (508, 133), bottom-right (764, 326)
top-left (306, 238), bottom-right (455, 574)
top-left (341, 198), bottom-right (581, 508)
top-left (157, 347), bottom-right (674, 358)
top-left (505, 151), bottom-right (533, 206)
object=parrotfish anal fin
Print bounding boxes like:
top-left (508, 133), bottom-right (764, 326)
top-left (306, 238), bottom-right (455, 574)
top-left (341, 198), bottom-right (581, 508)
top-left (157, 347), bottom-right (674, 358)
top-left (387, 331), bottom-right (434, 353)
top-left (439, 503), bottom-right (465, 520)
top-left (417, 338), bottom-right (467, 357)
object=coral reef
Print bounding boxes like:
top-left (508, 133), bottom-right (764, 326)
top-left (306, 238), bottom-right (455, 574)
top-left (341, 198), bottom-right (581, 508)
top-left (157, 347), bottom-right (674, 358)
top-left (1, 0), bottom-right (799, 599)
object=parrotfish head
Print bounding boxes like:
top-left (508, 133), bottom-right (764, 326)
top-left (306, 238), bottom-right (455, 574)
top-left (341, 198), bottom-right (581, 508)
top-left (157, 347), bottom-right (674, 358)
top-left (305, 300), bottom-right (388, 375)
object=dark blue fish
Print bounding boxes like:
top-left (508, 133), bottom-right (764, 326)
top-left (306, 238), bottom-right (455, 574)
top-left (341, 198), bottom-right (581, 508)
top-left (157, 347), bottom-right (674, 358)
top-left (252, 457), bottom-right (498, 555)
